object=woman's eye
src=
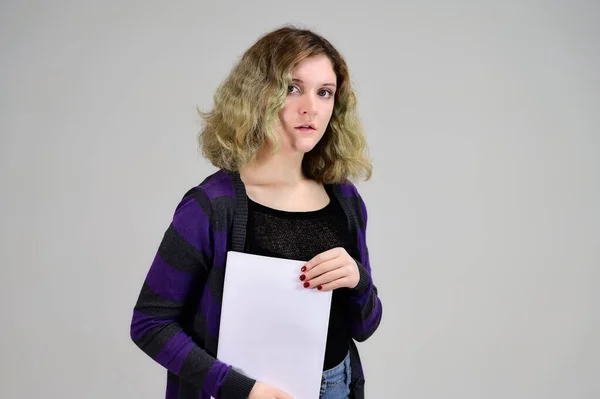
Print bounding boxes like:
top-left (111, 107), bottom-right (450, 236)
top-left (288, 85), bottom-right (299, 94)
top-left (318, 89), bottom-right (333, 98)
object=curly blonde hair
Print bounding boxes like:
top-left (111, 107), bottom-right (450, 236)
top-left (198, 25), bottom-right (372, 184)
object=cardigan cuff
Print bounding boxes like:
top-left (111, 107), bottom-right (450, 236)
top-left (219, 368), bottom-right (256, 399)
top-left (349, 260), bottom-right (371, 297)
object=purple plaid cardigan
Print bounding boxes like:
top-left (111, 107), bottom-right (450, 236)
top-left (130, 169), bottom-right (382, 398)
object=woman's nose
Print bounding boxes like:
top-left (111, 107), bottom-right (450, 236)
top-left (299, 94), bottom-right (317, 115)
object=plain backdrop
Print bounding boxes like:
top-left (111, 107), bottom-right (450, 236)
top-left (1, 1), bottom-right (599, 398)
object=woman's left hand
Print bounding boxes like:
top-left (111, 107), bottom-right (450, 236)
top-left (299, 247), bottom-right (360, 291)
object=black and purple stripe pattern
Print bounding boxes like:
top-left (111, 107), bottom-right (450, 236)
top-left (130, 169), bottom-right (382, 399)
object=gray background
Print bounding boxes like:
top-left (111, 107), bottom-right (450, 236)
top-left (1, 1), bottom-right (599, 398)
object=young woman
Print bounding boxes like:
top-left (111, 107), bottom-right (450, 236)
top-left (130, 26), bottom-right (383, 399)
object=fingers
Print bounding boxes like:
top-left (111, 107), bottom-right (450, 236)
top-left (302, 247), bottom-right (344, 272)
top-left (317, 278), bottom-right (348, 292)
top-left (303, 268), bottom-right (346, 289)
top-left (300, 247), bottom-right (354, 291)
top-left (300, 257), bottom-right (344, 283)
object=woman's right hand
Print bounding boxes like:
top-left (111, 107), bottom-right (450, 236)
top-left (248, 382), bottom-right (294, 399)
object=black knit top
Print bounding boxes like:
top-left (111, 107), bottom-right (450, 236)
top-left (244, 186), bottom-right (357, 370)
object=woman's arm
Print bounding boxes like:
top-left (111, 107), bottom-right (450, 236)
top-left (346, 192), bottom-right (383, 342)
top-left (130, 188), bottom-right (255, 398)
top-left (346, 255), bottom-right (383, 342)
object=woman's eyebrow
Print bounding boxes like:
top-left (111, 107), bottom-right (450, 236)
top-left (292, 78), bottom-right (337, 88)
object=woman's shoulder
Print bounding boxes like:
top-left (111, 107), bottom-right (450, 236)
top-left (172, 169), bottom-right (238, 220)
top-left (180, 168), bottom-right (236, 200)
top-left (333, 179), bottom-right (365, 203)
top-left (332, 179), bottom-right (368, 222)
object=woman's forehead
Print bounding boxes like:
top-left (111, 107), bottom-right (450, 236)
top-left (291, 55), bottom-right (336, 85)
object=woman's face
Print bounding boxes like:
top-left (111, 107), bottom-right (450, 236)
top-left (276, 54), bottom-right (337, 155)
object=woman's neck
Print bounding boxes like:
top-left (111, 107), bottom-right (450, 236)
top-left (240, 148), bottom-right (307, 187)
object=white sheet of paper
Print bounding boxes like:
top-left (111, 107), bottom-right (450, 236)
top-left (215, 251), bottom-right (332, 399)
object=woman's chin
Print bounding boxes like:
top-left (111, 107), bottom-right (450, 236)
top-left (296, 145), bottom-right (318, 154)
top-left (293, 138), bottom-right (321, 154)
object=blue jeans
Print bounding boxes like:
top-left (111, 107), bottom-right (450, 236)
top-left (319, 352), bottom-right (352, 399)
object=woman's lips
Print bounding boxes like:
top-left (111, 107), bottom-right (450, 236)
top-left (295, 126), bottom-right (316, 133)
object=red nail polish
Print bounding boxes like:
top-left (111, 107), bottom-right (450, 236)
top-left (317, 285), bottom-right (323, 291)
top-left (303, 281), bottom-right (310, 288)
top-left (299, 274), bottom-right (306, 281)
top-left (301, 266), bottom-right (307, 272)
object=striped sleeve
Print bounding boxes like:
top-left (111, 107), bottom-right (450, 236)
top-left (129, 187), bottom-right (255, 398)
top-left (348, 191), bottom-right (383, 342)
